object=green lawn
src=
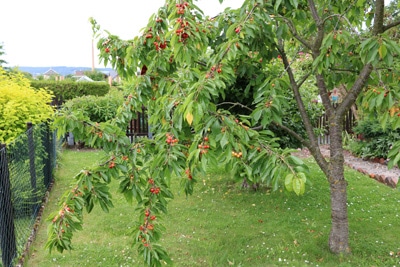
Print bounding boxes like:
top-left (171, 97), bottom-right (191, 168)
top-left (26, 149), bottom-right (400, 266)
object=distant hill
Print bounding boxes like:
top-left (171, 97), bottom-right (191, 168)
top-left (14, 66), bottom-right (116, 77)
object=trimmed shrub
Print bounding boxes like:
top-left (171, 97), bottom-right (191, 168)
top-left (62, 88), bottom-right (124, 123)
top-left (31, 80), bottom-right (110, 105)
top-left (0, 68), bottom-right (54, 143)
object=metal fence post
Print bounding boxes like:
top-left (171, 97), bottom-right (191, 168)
top-left (0, 144), bottom-right (17, 267)
top-left (27, 122), bottom-right (37, 204)
top-left (42, 122), bottom-right (52, 188)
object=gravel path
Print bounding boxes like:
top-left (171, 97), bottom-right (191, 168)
top-left (293, 145), bottom-right (400, 188)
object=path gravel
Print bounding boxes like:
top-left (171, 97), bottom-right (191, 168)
top-left (293, 145), bottom-right (400, 188)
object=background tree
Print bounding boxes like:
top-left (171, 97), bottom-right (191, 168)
top-left (84, 70), bottom-right (108, 81)
top-left (0, 43), bottom-right (7, 67)
top-left (47, 0), bottom-right (400, 265)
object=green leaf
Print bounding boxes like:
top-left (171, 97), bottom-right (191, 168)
top-left (285, 173), bottom-right (294, 191)
top-left (378, 44), bottom-right (387, 59)
top-left (287, 155), bottom-right (304, 166)
top-left (293, 176), bottom-right (305, 196)
top-left (274, 0), bottom-right (283, 11)
top-left (220, 132), bottom-right (229, 148)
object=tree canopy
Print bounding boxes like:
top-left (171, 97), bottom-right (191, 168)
top-left (0, 43), bottom-right (7, 67)
top-left (48, 1), bottom-right (400, 265)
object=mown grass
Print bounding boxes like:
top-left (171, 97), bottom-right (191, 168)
top-left (26, 149), bottom-right (400, 266)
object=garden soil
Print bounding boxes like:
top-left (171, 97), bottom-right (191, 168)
top-left (293, 145), bottom-right (400, 188)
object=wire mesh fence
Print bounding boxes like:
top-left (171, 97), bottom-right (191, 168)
top-left (0, 122), bottom-right (58, 267)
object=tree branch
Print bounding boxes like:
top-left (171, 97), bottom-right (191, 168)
top-left (308, 0), bottom-right (322, 27)
top-left (217, 102), bottom-right (253, 112)
top-left (281, 17), bottom-right (313, 50)
top-left (307, 0), bottom-right (334, 118)
top-left (329, 68), bottom-right (360, 73)
top-left (272, 122), bottom-right (309, 148)
top-left (278, 43), bottom-right (323, 159)
top-left (296, 72), bottom-right (311, 88)
top-left (373, 0), bottom-right (385, 35)
top-left (336, 0), bottom-right (385, 120)
top-left (383, 20), bottom-right (400, 32)
top-left (308, 0), bottom-right (325, 54)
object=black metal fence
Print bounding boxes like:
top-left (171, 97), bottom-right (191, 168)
top-left (0, 122), bottom-right (57, 267)
top-left (126, 107), bottom-right (151, 142)
top-left (316, 106), bottom-right (356, 145)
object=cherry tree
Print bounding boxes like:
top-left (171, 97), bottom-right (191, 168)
top-left (47, 0), bottom-right (400, 265)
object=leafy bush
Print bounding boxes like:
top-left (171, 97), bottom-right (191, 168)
top-left (349, 118), bottom-right (400, 159)
top-left (62, 88), bottom-right (124, 123)
top-left (0, 68), bottom-right (54, 143)
top-left (216, 52), bottom-right (323, 149)
top-left (30, 80), bottom-right (110, 105)
top-left (84, 70), bottom-right (107, 81)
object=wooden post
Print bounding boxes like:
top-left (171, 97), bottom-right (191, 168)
top-left (0, 144), bottom-right (17, 266)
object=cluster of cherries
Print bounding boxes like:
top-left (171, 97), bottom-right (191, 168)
top-left (265, 100), bottom-right (273, 108)
top-left (138, 209), bottom-right (157, 247)
top-left (108, 161), bottom-right (116, 168)
top-left (198, 136), bottom-right (210, 154)
top-left (175, 2), bottom-right (190, 15)
top-left (231, 151), bottom-right (243, 158)
top-left (205, 64), bottom-right (222, 79)
top-left (148, 178), bottom-right (161, 194)
top-left (166, 133), bottom-right (179, 146)
top-left (175, 2), bottom-right (191, 43)
top-left (185, 168), bottom-right (193, 180)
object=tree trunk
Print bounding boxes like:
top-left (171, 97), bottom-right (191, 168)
top-left (328, 121), bottom-right (350, 254)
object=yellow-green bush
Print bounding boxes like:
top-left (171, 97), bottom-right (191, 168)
top-left (0, 68), bottom-right (54, 143)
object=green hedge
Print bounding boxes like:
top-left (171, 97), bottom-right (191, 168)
top-left (63, 89), bottom-right (124, 123)
top-left (31, 80), bottom-right (110, 104)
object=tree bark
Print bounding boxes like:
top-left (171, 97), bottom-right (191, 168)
top-left (328, 119), bottom-right (350, 254)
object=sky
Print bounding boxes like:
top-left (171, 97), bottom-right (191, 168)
top-left (0, 0), bottom-right (244, 68)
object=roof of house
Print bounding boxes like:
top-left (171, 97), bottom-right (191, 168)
top-left (75, 75), bottom-right (94, 82)
top-left (43, 69), bottom-right (59, 76)
top-left (74, 70), bottom-right (85, 76)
